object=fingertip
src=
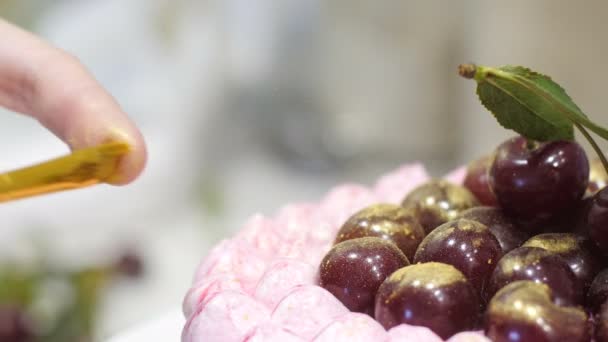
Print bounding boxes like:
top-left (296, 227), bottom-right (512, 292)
top-left (62, 114), bottom-right (148, 186)
top-left (102, 126), bottom-right (148, 186)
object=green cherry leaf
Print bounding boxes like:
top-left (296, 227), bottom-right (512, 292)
top-left (458, 63), bottom-right (608, 173)
top-left (459, 64), bottom-right (577, 141)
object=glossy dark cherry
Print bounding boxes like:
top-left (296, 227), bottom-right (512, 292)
top-left (459, 206), bottom-right (529, 253)
top-left (374, 262), bottom-right (479, 339)
top-left (413, 218), bottom-right (502, 295)
top-left (596, 301), bottom-right (608, 342)
top-left (335, 203), bottom-right (425, 261)
top-left (588, 157), bottom-right (608, 197)
top-left (463, 155), bottom-right (498, 206)
top-left (540, 196), bottom-right (594, 235)
top-left (587, 269), bottom-right (608, 314)
top-left (487, 246), bottom-right (583, 306)
top-left (523, 233), bottom-right (601, 292)
top-left (489, 136), bottom-right (589, 225)
top-left (319, 237), bottom-right (409, 315)
top-left (587, 187), bottom-right (608, 254)
top-left (570, 197), bottom-right (595, 236)
top-left (485, 281), bottom-right (589, 342)
top-left (401, 180), bottom-right (479, 234)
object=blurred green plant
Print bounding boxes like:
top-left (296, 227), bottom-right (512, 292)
top-left (0, 0), bottom-right (58, 30)
top-left (197, 172), bottom-right (226, 217)
top-left (0, 249), bottom-right (143, 342)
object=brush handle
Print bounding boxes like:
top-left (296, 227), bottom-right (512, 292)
top-left (0, 142), bottom-right (130, 203)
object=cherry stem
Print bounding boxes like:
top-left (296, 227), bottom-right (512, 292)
top-left (458, 64), bottom-right (477, 79)
top-left (524, 139), bottom-right (539, 151)
top-left (574, 122), bottom-right (608, 174)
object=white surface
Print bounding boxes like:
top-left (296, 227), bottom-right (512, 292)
top-left (106, 309), bottom-right (184, 342)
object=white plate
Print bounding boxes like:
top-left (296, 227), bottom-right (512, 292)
top-left (106, 309), bottom-right (184, 342)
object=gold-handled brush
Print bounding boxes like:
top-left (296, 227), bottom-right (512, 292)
top-left (0, 141), bottom-right (130, 203)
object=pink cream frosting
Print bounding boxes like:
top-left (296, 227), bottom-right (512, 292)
top-left (182, 163), bottom-right (490, 342)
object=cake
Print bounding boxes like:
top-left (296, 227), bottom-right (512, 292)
top-left (180, 163), bottom-right (490, 341)
top-left (181, 136), bottom-right (608, 342)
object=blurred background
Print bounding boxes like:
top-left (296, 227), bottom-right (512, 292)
top-left (1, 0), bottom-right (608, 340)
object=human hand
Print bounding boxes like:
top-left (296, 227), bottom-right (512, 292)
top-left (0, 18), bottom-right (147, 185)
